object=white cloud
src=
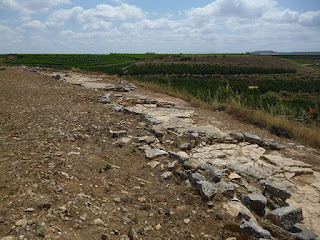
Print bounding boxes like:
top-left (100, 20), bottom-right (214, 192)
top-left (1, 0), bottom-right (320, 53)
top-left (60, 29), bottom-right (75, 37)
top-left (18, 2), bottom-right (146, 32)
top-left (46, 6), bottom-right (84, 27)
top-left (47, 3), bottom-right (145, 26)
top-left (84, 3), bottom-right (145, 21)
top-left (186, 0), bottom-right (277, 19)
top-left (59, 28), bottom-right (122, 39)
top-left (22, 20), bottom-right (47, 31)
top-left (0, 0), bottom-right (19, 10)
top-left (82, 21), bottom-right (112, 31)
top-left (299, 11), bottom-right (320, 26)
top-left (0, 23), bottom-right (23, 52)
top-left (0, 24), bottom-right (10, 32)
top-left (263, 9), bottom-right (299, 23)
top-left (58, 0), bottom-right (318, 53)
top-left (0, 0), bottom-right (71, 14)
top-left (121, 18), bottom-right (179, 31)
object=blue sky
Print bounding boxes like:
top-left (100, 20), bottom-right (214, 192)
top-left (0, 0), bottom-right (319, 53)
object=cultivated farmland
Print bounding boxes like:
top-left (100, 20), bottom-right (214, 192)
top-left (1, 53), bottom-right (320, 142)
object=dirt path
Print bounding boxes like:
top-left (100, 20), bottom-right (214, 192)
top-left (1, 67), bottom-right (319, 240)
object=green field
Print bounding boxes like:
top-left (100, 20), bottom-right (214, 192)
top-left (1, 53), bottom-right (319, 124)
top-left (127, 63), bottom-right (296, 75)
top-left (133, 76), bottom-right (319, 122)
top-left (0, 53), bottom-right (161, 68)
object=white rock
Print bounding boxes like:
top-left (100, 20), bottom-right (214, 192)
top-left (161, 171), bottom-right (173, 180)
top-left (155, 224), bottom-right (161, 230)
top-left (145, 148), bottom-right (167, 159)
top-left (24, 208), bottom-right (34, 212)
top-left (147, 161), bottom-right (160, 169)
top-left (184, 218), bottom-right (191, 224)
top-left (15, 219), bottom-right (27, 227)
top-left (229, 173), bottom-right (241, 180)
top-left (93, 218), bottom-right (104, 226)
top-left (1, 236), bottom-right (16, 240)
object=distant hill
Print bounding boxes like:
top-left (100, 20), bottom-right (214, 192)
top-left (251, 51), bottom-right (277, 55)
top-left (251, 51), bottom-right (320, 55)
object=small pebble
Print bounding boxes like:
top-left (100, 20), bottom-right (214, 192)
top-left (155, 224), bottom-right (161, 231)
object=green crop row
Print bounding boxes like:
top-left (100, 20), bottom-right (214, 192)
top-left (258, 80), bottom-right (320, 93)
top-left (132, 76), bottom-right (319, 123)
top-left (1, 54), bottom-right (162, 68)
top-left (127, 63), bottom-right (296, 75)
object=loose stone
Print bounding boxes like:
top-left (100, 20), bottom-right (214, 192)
top-left (267, 206), bottom-right (303, 230)
top-left (259, 180), bottom-right (291, 201)
top-left (161, 171), bottom-right (173, 180)
top-left (169, 151), bottom-right (190, 163)
top-left (196, 180), bottom-right (217, 202)
top-left (246, 193), bottom-right (267, 217)
top-left (201, 163), bottom-right (222, 183)
top-left (216, 181), bottom-right (234, 197)
top-left (240, 220), bottom-right (271, 239)
top-left (145, 148), bottom-right (167, 159)
top-left (288, 223), bottom-right (318, 240)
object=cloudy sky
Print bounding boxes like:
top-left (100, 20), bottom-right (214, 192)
top-left (0, 0), bottom-right (319, 53)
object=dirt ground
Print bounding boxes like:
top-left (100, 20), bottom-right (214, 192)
top-left (0, 67), bottom-right (245, 240)
top-left (0, 67), bottom-right (319, 240)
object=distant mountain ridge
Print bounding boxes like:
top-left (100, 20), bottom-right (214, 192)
top-left (251, 51), bottom-right (320, 55)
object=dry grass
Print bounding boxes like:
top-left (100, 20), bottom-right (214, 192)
top-left (130, 79), bottom-right (320, 149)
top-left (227, 104), bottom-right (320, 149)
top-left (129, 79), bottom-right (216, 110)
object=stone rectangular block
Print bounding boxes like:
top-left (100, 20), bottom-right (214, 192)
top-left (267, 206), bottom-right (303, 230)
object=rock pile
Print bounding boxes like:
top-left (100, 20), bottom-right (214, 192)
top-left (110, 95), bottom-right (318, 239)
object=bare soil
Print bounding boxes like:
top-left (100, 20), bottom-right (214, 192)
top-left (144, 55), bottom-right (319, 75)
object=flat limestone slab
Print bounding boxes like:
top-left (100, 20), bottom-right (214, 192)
top-left (262, 154), bottom-right (312, 168)
top-left (82, 82), bottom-right (112, 90)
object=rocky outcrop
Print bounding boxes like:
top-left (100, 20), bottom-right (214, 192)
top-left (230, 132), bottom-right (285, 150)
